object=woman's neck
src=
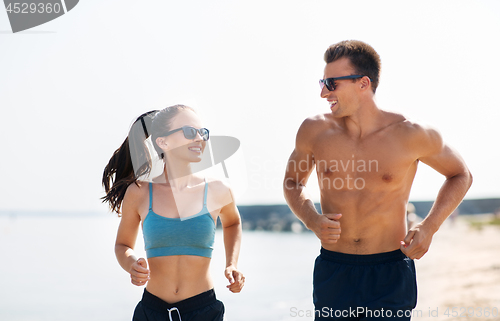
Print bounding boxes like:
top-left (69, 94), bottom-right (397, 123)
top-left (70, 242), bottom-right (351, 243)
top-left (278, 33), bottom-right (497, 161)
top-left (162, 161), bottom-right (196, 190)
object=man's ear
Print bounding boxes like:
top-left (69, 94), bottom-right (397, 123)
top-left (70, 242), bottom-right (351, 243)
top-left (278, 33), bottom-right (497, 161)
top-left (360, 76), bottom-right (371, 90)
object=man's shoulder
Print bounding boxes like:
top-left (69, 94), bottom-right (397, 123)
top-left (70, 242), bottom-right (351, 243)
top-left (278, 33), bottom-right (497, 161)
top-left (384, 111), bottom-right (438, 136)
top-left (294, 113), bottom-right (336, 145)
top-left (298, 113), bottom-right (335, 133)
top-left (386, 113), bottom-right (443, 149)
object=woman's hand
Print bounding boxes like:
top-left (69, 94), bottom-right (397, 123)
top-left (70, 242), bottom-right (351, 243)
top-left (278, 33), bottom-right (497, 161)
top-left (225, 265), bottom-right (245, 293)
top-left (130, 258), bottom-right (150, 286)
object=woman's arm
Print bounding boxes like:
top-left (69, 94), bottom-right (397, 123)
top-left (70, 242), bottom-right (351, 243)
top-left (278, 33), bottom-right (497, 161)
top-left (115, 183), bottom-right (150, 286)
top-left (218, 185), bottom-right (244, 293)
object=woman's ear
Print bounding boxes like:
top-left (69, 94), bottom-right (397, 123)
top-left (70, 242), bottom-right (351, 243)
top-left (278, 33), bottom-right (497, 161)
top-left (156, 137), bottom-right (167, 150)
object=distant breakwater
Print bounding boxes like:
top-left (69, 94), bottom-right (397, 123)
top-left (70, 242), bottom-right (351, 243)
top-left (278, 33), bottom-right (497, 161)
top-left (1, 198), bottom-right (498, 233)
top-left (236, 198), bottom-right (500, 232)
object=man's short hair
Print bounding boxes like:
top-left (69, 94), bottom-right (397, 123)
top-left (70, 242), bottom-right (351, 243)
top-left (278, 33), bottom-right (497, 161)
top-left (324, 40), bottom-right (381, 93)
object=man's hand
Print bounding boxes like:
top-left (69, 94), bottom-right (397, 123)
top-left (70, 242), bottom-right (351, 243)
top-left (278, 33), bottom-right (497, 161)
top-left (310, 213), bottom-right (342, 244)
top-left (400, 223), bottom-right (434, 260)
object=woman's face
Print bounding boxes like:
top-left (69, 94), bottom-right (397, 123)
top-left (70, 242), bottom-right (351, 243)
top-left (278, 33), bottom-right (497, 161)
top-left (158, 109), bottom-right (207, 163)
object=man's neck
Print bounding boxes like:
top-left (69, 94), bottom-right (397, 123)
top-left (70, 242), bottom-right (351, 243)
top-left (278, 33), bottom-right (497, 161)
top-left (342, 99), bottom-right (382, 139)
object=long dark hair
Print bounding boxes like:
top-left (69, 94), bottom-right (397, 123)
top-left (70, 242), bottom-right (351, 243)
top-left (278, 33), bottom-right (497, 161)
top-left (101, 105), bottom-right (195, 215)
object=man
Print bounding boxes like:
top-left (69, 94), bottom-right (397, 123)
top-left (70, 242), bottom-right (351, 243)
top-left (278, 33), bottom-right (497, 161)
top-left (283, 40), bottom-right (472, 320)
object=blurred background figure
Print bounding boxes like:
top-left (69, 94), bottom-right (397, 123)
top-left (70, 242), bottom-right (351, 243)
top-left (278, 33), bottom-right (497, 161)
top-left (494, 207), bottom-right (500, 220)
top-left (448, 208), bottom-right (459, 227)
top-left (406, 203), bottom-right (420, 230)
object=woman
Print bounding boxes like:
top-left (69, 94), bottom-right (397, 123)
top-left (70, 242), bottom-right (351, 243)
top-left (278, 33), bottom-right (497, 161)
top-left (102, 105), bottom-right (244, 321)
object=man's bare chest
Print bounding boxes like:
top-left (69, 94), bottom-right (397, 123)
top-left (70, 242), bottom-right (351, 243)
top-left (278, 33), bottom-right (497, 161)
top-left (311, 135), bottom-right (417, 190)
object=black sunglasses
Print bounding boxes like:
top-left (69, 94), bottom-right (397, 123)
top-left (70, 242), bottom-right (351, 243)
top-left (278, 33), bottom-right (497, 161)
top-left (319, 75), bottom-right (366, 91)
top-left (160, 126), bottom-right (210, 141)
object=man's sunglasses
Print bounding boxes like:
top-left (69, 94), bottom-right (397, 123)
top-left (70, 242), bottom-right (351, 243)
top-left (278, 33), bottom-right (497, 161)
top-left (160, 126), bottom-right (210, 141)
top-left (319, 75), bottom-right (366, 91)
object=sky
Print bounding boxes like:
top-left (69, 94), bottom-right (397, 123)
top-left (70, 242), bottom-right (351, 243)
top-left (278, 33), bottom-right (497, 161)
top-left (1, 0), bottom-right (499, 213)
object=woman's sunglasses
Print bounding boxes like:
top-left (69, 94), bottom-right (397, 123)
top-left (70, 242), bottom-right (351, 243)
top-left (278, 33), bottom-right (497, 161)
top-left (319, 75), bottom-right (366, 91)
top-left (160, 126), bottom-right (210, 141)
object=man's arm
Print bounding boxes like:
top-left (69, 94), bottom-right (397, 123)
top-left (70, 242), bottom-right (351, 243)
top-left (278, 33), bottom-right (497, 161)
top-left (283, 118), bottom-right (342, 243)
top-left (401, 126), bottom-right (473, 259)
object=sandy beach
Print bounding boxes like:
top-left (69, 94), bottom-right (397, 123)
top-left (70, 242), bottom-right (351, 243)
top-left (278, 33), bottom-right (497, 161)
top-left (412, 216), bottom-right (500, 321)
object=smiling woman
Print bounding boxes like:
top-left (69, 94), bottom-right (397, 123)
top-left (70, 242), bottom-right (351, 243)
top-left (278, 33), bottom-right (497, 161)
top-left (101, 105), bottom-right (244, 321)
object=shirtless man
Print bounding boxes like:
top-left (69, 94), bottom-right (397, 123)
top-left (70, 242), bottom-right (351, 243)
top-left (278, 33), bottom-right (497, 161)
top-left (283, 40), bottom-right (472, 320)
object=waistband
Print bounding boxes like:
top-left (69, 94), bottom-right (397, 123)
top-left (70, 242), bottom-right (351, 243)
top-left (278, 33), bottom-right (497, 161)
top-left (141, 288), bottom-right (217, 314)
top-left (320, 247), bottom-right (408, 265)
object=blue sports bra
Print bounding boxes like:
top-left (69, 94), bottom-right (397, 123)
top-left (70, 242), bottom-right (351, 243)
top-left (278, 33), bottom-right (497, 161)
top-left (142, 181), bottom-right (215, 258)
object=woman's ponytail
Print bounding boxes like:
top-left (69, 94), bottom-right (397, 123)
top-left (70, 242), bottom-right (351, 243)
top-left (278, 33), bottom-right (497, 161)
top-left (101, 110), bottom-right (158, 215)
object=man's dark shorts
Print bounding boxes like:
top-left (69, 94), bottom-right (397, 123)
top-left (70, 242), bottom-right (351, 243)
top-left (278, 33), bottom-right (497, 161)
top-left (313, 248), bottom-right (417, 320)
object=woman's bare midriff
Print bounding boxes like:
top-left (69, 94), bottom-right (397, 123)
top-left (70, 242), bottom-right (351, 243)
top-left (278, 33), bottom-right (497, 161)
top-left (145, 255), bottom-right (213, 304)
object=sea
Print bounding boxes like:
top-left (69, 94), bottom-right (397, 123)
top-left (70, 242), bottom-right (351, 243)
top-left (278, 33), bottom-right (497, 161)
top-left (0, 213), bottom-right (320, 321)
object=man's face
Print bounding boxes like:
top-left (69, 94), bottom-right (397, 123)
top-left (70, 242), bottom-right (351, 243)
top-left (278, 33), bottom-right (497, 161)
top-left (321, 57), bottom-right (361, 118)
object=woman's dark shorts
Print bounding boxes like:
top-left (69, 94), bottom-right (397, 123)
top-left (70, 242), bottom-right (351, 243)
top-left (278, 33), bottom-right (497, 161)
top-left (132, 288), bottom-right (224, 321)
